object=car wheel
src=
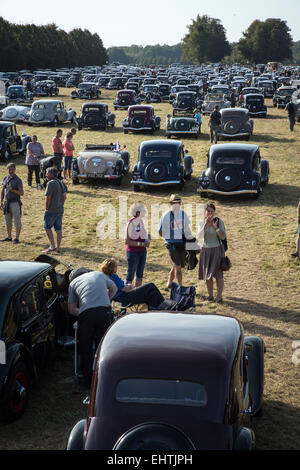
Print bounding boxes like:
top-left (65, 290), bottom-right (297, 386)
top-left (133, 184), bottom-right (141, 192)
top-left (72, 177), bottom-right (80, 185)
top-left (200, 192), bottom-right (208, 198)
top-left (115, 176), bottom-right (122, 186)
top-left (52, 117), bottom-right (59, 127)
top-left (124, 130), bottom-right (128, 134)
top-left (0, 361), bottom-right (30, 422)
top-left (0, 146), bottom-right (11, 162)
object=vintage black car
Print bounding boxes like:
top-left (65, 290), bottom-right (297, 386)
top-left (123, 105), bottom-right (160, 135)
top-left (158, 83), bottom-right (171, 100)
top-left (218, 108), bottom-right (254, 141)
top-left (6, 86), bottom-right (33, 105)
top-left (273, 86), bottom-right (296, 108)
top-left (67, 312), bottom-right (265, 450)
top-left (131, 139), bottom-right (193, 191)
top-left (107, 77), bottom-right (125, 90)
top-left (113, 90), bottom-right (141, 110)
top-left (198, 143), bottom-right (269, 199)
top-left (140, 85), bottom-right (161, 103)
top-left (0, 122), bottom-right (31, 161)
top-left (258, 80), bottom-right (275, 98)
top-left (77, 103), bottom-right (115, 131)
top-left (33, 80), bottom-right (59, 97)
top-left (0, 258), bottom-right (73, 422)
top-left (171, 91), bottom-right (200, 115)
top-left (242, 94), bottom-right (267, 118)
top-left (165, 112), bottom-right (201, 138)
top-left (71, 82), bottom-right (101, 100)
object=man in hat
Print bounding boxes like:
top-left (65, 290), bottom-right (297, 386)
top-left (68, 267), bottom-right (117, 387)
top-left (158, 194), bottom-right (192, 289)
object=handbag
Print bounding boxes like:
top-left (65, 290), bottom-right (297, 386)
top-left (220, 255), bottom-right (231, 271)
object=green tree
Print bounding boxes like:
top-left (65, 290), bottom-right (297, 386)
top-left (182, 15), bottom-right (231, 64)
top-left (237, 18), bottom-right (293, 63)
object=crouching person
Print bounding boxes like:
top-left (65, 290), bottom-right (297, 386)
top-left (67, 267), bottom-right (117, 387)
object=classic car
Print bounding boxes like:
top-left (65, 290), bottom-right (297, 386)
top-left (0, 105), bottom-right (31, 123)
top-left (258, 80), bottom-right (275, 98)
top-left (172, 91), bottom-right (201, 115)
top-left (201, 93), bottom-right (231, 116)
top-left (33, 80), bottom-right (59, 97)
top-left (107, 77), bottom-right (124, 90)
top-left (218, 108), bottom-right (254, 140)
top-left (123, 82), bottom-right (140, 94)
top-left (169, 85), bottom-right (188, 101)
top-left (71, 144), bottom-right (129, 186)
top-left (67, 312), bottom-right (265, 450)
top-left (211, 85), bottom-right (231, 100)
top-left (158, 83), bottom-right (171, 100)
top-left (140, 85), bottom-right (161, 103)
top-left (6, 86), bottom-right (33, 105)
top-left (77, 103), bottom-right (115, 131)
top-left (131, 139), bottom-right (193, 191)
top-left (113, 90), bottom-right (141, 110)
top-left (198, 143), bottom-right (269, 199)
top-left (123, 105), bottom-right (160, 135)
top-left (273, 86), bottom-right (296, 108)
top-left (25, 100), bottom-right (77, 126)
top-left (71, 82), bottom-right (101, 100)
top-left (241, 94), bottom-right (267, 118)
top-left (0, 121), bottom-right (31, 161)
top-left (0, 257), bottom-right (74, 422)
top-left (165, 112), bottom-right (201, 138)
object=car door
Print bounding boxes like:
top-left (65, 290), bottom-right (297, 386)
top-left (4, 125), bottom-right (17, 154)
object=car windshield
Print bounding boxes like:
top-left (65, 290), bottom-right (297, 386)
top-left (116, 379), bottom-right (207, 407)
top-left (278, 89), bottom-right (293, 96)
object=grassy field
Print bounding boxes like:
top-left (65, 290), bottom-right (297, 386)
top-left (0, 87), bottom-right (299, 450)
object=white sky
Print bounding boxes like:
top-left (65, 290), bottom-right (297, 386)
top-left (1, 0), bottom-right (299, 48)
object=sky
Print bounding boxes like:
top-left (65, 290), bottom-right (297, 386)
top-left (1, 0), bottom-right (300, 48)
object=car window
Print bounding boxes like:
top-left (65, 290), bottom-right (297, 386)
top-left (18, 283), bottom-right (42, 323)
top-left (35, 104), bottom-right (46, 110)
top-left (216, 156), bottom-right (245, 165)
top-left (144, 150), bottom-right (174, 159)
top-left (4, 126), bottom-right (13, 138)
top-left (116, 379), bottom-right (207, 407)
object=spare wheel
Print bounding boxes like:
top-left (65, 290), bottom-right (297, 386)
top-left (32, 110), bottom-right (45, 121)
top-left (215, 167), bottom-right (241, 191)
top-left (175, 119), bottom-right (189, 131)
top-left (223, 120), bottom-right (240, 134)
top-left (132, 116), bottom-right (145, 128)
top-left (6, 108), bottom-right (18, 119)
top-left (145, 161), bottom-right (168, 182)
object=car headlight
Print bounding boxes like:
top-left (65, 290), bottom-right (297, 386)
top-left (251, 180), bottom-right (257, 186)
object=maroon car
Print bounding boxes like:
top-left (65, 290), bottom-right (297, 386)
top-left (122, 105), bottom-right (161, 134)
top-left (67, 312), bottom-right (265, 450)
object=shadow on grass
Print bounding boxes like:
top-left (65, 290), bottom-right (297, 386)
top-left (225, 296), bottom-right (299, 332)
top-left (252, 400), bottom-right (300, 450)
top-left (252, 133), bottom-right (295, 143)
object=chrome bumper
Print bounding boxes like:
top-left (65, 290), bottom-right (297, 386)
top-left (131, 180), bottom-right (182, 186)
top-left (199, 187), bottom-right (258, 195)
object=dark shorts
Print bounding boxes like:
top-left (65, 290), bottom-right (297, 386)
top-left (166, 243), bottom-right (186, 267)
top-left (64, 155), bottom-right (73, 170)
top-left (44, 211), bottom-right (63, 231)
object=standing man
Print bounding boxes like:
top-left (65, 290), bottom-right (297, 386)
top-left (25, 134), bottom-right (45, 189)
top-left (0, 163), bottom-right (24, 244)
top-left (52, 129), bottom-right (64, 173)
top-left (291, 199), bottom-right (300, 258)
top-left (209, 105), bottom-right (221, 144)
top-left (158, 194), bottom-right (192, 289)
top-left (285, 100), bottom-right (297, 132)
top-left (68, 267), bottom-right (117, 386)
top-left (43, 167), bottom-right (66, 254)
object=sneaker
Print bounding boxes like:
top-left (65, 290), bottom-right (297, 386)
top-left (0, 237), bottom-right (12, 242)
top-left (13, 238), bottom-right (19, 244)
top-left (291, 252), bottom-right (299, 258)
top-left (43, 247), bottom-right (56, 253)
top-left (36, 184), bottom-right (42, 190)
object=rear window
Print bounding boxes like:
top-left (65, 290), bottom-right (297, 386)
top-left (144, 150), bottom-right (174, 159)
top-left (215, 156), bottom-right (245, 165)
top-left (116, 379), bottom-right (207, 407)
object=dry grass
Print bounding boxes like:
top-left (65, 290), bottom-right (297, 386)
top-left (0, 88), bottom-right (299, 450)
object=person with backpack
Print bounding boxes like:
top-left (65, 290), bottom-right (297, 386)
top-left (43, 166), bottom-right (67, 254)
top-left (198, 202), bottom-right (227, 303)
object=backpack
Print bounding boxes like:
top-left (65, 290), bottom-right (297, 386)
top-left (170, 283), bottom-right (196, 311)
top-left (217, 218), bottom-right (228, 252)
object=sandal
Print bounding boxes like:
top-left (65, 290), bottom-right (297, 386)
top-left (43, 247), bottom-right (56, 254)
top-left (215, 297), bottom-right (223, 303)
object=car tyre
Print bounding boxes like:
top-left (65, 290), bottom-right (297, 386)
top-left (133, 184), bottom-right (141, 192)
top-left (0, 146), bottom-right (11, 162)
top-left (200, 191), bottom-right (208, 198)
top-left (52, 117), bottom-right (59, 127)
top-left (0, 361), bottom-right (30, 423)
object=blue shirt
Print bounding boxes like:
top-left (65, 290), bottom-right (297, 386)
top-left (110, 273), bottom-right (125, 299)
top-left (194, 112), bottom-right (202, 124)
top-left (158, 210), bottom-right (190, 244)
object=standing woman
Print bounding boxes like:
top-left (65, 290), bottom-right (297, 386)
top-left (63, 132), bottom-right (74, 179)
top-left (125, 203), bottom-right (150, 287)
top-left (198, 202), bottom-right (226, 303)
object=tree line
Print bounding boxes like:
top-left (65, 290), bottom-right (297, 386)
top-left (0, 17), bottom-right (107, 71)
top-left (109, 16), bottom-right (297, 66)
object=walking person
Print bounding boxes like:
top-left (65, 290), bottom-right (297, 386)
top-left (291, 198), bottom-right (300, 257)
top-left (158, 194), bottom-right (193, 289)
top-left (285, 100), bottom-right (297, 131)
top-left (25, 134), bottom-right (45, 189)
top-left (68, 267), bottom-right (117, 387)
top-left (52, 129), bottom-right (64, 173)
top-left (125, 203), bottom-right (150, 287)
top-left (43, 167), bottom-right (67, 254)
top-left (198, 202), bottom-right (226, 303)
top-left (209, 105), bottom-right (221, 144)
top-left (62, 131), bottom-right (74, 180)
top-left (193, 108), bottom-right (202, 133)
top-left (0, 163), bottom-right (24, 244)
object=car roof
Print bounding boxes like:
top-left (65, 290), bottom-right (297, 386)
top-left (221, 107), bottom-right (248, 114)
top-left (128, 104), bottom-right (154, 111)
top-left (0, 261), bottom-right (52, 328)
top-left (209, 143), bottom-right (259, 155)
top-left (140, 139), bottom-right (182, 151)
top-left (0, 121), bottom-right (15, 127)
top-left (96, 313), bottom-right (242, 414)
